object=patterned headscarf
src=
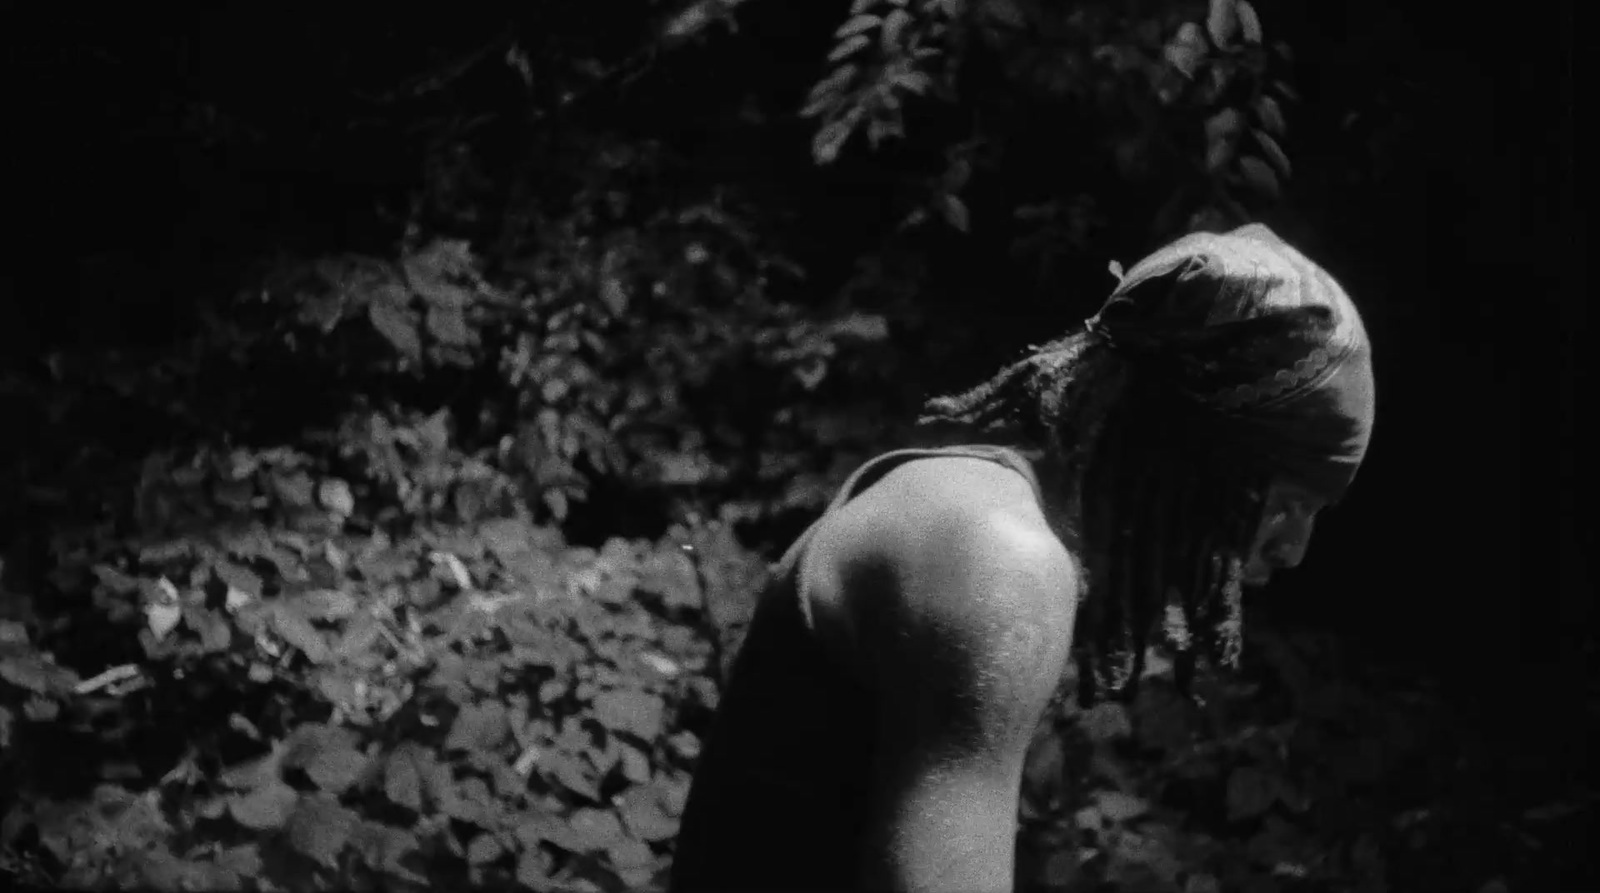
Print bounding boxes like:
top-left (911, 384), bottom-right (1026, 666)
top-left (1085, 224), bottom-right (1375, 503)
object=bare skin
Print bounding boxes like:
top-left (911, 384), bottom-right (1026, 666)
top-left (670, 456), bottom-right (1323, 893)
top-left (1242, 479), bottom-right (1325, 587)
top-left (802, 456), bottom-right (1079, 893)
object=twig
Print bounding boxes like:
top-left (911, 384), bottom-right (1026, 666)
top-left (73, 663), bottom-right (141, 695)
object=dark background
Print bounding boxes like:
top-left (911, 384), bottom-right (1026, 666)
top-left (3, 0), bottom-right (1585, 727)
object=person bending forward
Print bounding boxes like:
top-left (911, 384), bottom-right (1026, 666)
top-left (669, 225), bottom-right (1376, 893)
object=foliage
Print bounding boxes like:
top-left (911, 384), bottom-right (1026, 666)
top-left (1, 435), bottom-right (750, 890)
top-left (0, 2), bottom-right (1586, 892)
top-left (1013, 629), bottom-right (1585, 893)
top-left (802, 0), bottom-right (1297, 255)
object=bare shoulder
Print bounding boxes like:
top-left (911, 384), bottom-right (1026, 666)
top-left (801, 456), bottom-right (1080, 696)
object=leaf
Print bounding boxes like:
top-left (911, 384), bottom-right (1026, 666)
top-left (229, 782), bottom-right (300, 830)
top-left (384, 749), bottom-right (425, 811)
top-left (480, 517), bottom-right (536, 561)
top-left (305, 746), bottom-right (369, 794)
top-left (1255, 95), bottom-right (1287, 135)
top-left (560, 808), bottom-right (624, 852)
top-left (1206, 139), bottom-right (1235, 173)
top-left (1239, 156), bottom-right (1282, 199)
top-left (0, 655), bottom-right (77, 695)
top-left (893, 70), bottom-right (933, 95)
top-left (516, 847), bottom-right (557, 890)
top-left (219, 749), bottom-right (284, 791)
top-left (938, 193), bottom-right (970, 232)
top-left (1093, 791), bottom-right (1151, 823)
top-left (592, 688), bottom-right (665, 740)
top-left (599, 257), bottom-right (630, 317)
top-left (299, 285), bottom-right (346, 334)
top-left (1253, 129), bottom-right (1292, 178)
top-left (621, 743), bottom-right (655, 784)
top-left (286, 794), bottom-right (358, 868)
top-left (432, 551), bottom-right (474, 589)
top-left (1237, 0), bottom-right (1263, 43)
top-left (1206, 0), bottom-right (1240, 47)
top-left (284, 721), bottom-right (361, 766)
top-left (617, 787), bottom-right (679, 842)
top-left (216, 843), bottom-right (263, 878)
top-left (639, 547), bottom-right (700, 609)
top-left (318, 478), bottom-right (355, 517)
top-left (92, 564), bottom-right (142, 594)
top-left (519, 810), bottom-right (625, 861)
top-left (1165, 42), bottom-right (1202, 79)
top-left (446, 701), bottom-right (511, 753)
top-left (540, 749), bottom-right (602, 801)
top-left (607, 836), bottom-right (654, 869)
top-left (352, 820), bottom-right (424, 881)
top-left (835, 13), bottom-right (880, 38)
top-left (139, 539), bottom-right (193, 565)
top-left (881, 9), bottom-right (911, 49)
top-left (1166, 22), bottom-right (1208, 78)
top-left (543, 489), bottom-right (570, 522)
top-left (829, 33), bottom-right (872, 63)
top-left (467, 832), bottom-right (505, 865)
top-left (440, 776), bottom-right (496, 826)
top-left (1205, 108), bottom-right (1243, 146)
top-left (369, 296), bottom-right (422, 361)
top-left (146, 598), bottom-right (182, 640)
top-left (426, 304), bottom-right (470, 347)
top-left (215, 561), bottom-right (264, 597)
top-left (403, 241), bottom-right (475, 308)
top-left (668, 731), bottom-right (701, 761)
top-left (814, 119), bottom-right (854, 165)
top-left (293, 589), bottom-right (358, 621)
top-left (271, 604), bottom-right (332, 663)
top-left (1226, 766), bottom-right (1280, 820)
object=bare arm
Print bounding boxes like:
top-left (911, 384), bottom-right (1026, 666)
top-left (846, 511), bottom-right (1078, 893)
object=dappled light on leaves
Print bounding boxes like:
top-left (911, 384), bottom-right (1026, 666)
top-left (0, 3), bottom-right (1578, 891)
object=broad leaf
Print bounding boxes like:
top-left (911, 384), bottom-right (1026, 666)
top-left (229, 782), bottom-right (300, 830)
top-left (304, 745), bottom-right (369, 794)
top-left (446, 701), bottom-right (511, 753)
top-left (271, 603), bottom-right (332, 663)
top-left (1239, 156), bottom-right (1282, 199)
top-left (286, 794), bottom-right (358, 868)
top-left (1206, 0), bottom-right (1239, 47)
top-left (467, 832), bottom-right (505, 865)
top-left (384, 749), bottom-right (425, 810)
top-left (592, 688), bottom-right (665, 740)
top-left (369, 292), bottom-right (422, 361)
top-left (617, 787), bottom-right (678, 842)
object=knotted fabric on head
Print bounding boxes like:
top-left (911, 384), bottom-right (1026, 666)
top-left (1085, 224), bottom-right (1375, 503)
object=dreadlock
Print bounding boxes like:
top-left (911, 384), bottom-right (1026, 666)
top-left (918, 328), bottom-right (1269, 704)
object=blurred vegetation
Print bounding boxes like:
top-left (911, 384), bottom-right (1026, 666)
top-left (0, 1), bottom-right (1586, 891)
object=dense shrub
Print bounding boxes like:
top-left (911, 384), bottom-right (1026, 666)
top-left (0, 2), bottom-right (1583, 891)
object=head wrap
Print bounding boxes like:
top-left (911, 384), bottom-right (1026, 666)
top-left (1084, 224), bottom-right (1375, 503)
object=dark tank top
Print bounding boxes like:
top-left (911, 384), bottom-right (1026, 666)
top-left (669, 445), bottom-right (1043, 893)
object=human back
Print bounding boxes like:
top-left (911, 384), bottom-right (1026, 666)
top-left (669, 447), bottom-right (1080, 893)
top-left (670, 224), bottom-right (1377, 893)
